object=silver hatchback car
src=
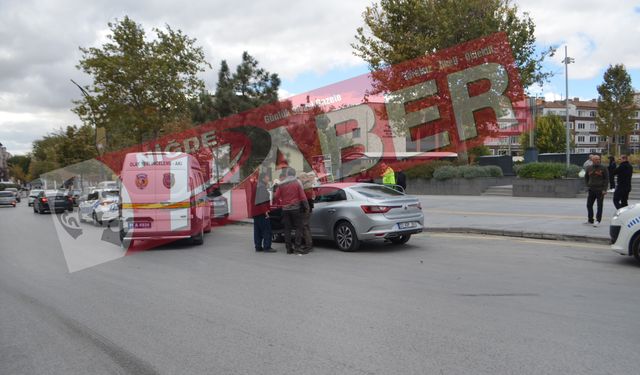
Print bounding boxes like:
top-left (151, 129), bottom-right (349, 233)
top-left (272, 183), bottom-right (424, 251)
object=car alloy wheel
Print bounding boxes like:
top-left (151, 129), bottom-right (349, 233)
top-left (334, 221), bottom-right (360, 252)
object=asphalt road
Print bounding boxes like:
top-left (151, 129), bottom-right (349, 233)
top-left (1, 202), bottom-right (639, 375)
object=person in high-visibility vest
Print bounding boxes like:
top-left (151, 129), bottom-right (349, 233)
top-left (380, 163), bottom-right (396, 187)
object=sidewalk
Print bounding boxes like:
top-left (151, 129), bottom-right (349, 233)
top-left (418, 195), bottom-right (613, 244)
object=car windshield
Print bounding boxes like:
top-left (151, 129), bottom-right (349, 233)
top-left (352, 185), bottom-right (404, 198)
top-left (0, 191), bottom-right (13, 197)
top-left (29, 190), bottom-right (43, 196)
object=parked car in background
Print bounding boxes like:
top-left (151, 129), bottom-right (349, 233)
top-left (4, 187), bottom-right (20, 203)
top-left (270, 183), bottom-right (424, 251)
top-left (78, 189), bottom-right (120, 225)
top-left (97, 181), bottom-right (118, 190)
top-left (207, 187), bottom-right (229, 224)
top-left (32, 190), bottom-right (73, 214)
top-left (28, 189), bottom-right (43, 206)
top-left (0, 191), bottom-right (17, 207)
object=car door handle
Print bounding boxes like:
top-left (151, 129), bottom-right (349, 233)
top-left (327, 209), bottom-right (336, 213)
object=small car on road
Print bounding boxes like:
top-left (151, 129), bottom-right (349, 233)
top-left (4, 187), bottom-right (20, 203)
top-left (270, 183), bottom-right (424, 251)
top-left (27, 189), bottom-right (43, 206)
top-left (610, 204), bottom-right (640, 262)
top-left (32, 190), bottom-right (73, 214)
top-left (78, 189), bottom-right (120, 225)
top-left (0, 191), bottom-right (17, 207)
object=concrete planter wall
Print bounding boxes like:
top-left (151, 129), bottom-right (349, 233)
top-left (512, 178), bottom-right (583, 198)
top-left (405, 176), bottom-right (515, 195)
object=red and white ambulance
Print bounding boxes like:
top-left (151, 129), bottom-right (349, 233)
top-left (119, 152), bottom-right (211, 248)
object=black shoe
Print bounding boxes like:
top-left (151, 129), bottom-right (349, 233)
top-left (255, 247), bottom-right (263, 252)
top-left (295, 249), bottom-right (309, 255)
top-left (286, 249), bottom-right (294, 254)
top-left (263, 248), bottom-right (277, 253)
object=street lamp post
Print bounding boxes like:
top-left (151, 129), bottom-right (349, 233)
top-left (563, 46), bottom-right (575, 167)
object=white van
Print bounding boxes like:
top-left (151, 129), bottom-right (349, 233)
top-left (119, 152), bottom-right (211, 248)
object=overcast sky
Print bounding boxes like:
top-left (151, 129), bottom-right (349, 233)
top-left (1, 0), bottom-right (639, 155)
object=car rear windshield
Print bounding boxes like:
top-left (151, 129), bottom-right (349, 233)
top-left (102, 191), bottom-right (119, 198)
top-left (353, 185), bottom-right (404, 198)
top-left (0, 191), bottom-right (13, 197)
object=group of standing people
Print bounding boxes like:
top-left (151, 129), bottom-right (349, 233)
top-left (251, 167), bottom-right (315, 255)
top-left (584, 154), bottom-right (633, 226)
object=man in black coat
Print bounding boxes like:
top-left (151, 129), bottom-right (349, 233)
top-left (612, 154), bottom-right (633, 209)
top-left (607, 156), bottom-right (617, 191)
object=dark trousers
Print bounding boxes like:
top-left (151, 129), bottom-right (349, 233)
top-left (282, 209), bottom-right (302, 252)
top-left (613, 188), bottom-right (630, 209)
top-left (301, 211), bottom-right (312, 250)
top-left (586, 190), bottom-right (604, 223)
top-left (253, 214), bottom-right (272, 250)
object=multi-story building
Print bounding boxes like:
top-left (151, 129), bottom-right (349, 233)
top-left (486, 96), bottom-right (640, 156)
top-left (0, 142), bottom-right (11, 181)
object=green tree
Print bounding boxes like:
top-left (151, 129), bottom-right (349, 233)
top-left (73, 16), bottom-right (210, 149)
top-left (596, 64), bottom-right (635, 156)
top-left (352, 0), bottom-right (553, 89)
top-left (520, 114), bottom-right (573, 153)
top-left (8, 155), bottom-right (32, 184)
top-left (212, 52), bottom-right (281, 177)
top-left (214, 52), bottom-right (281, 118)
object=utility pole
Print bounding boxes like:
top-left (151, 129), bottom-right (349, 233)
top-left (563, 46), bottom-right (575, 167)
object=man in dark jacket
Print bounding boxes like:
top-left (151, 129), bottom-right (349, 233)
top-left (252, 172), bottom-right (275, 252)
top-left (584, 155), bottom-right (609, 227)
top-left (395, 168), bottom-right (407, 192)
top-left (612, 155), bottom-right (633, 209)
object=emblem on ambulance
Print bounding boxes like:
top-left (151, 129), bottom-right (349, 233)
top-left (135, 173), bottom-right (148, 189)
top-left (163, 173), bottom-right (175, 189)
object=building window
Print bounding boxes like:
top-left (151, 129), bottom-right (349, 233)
top-left (590, 123), bottom-right (597, 131)
top-left (589, 136), bottom-right (598, 143)
top-left (577, 135), bottom-right (585, 143)
top-left (578, 110), bottom-right (584, 117)
top-left (590, 111), bottom-right (596, 117)
top-left (600, 136), bottom-right (607, 142)
top-left (577, 123), bottom-right (585, 130)
top-left (635, 123), bottom-right (640, 131)
top-left (630, 135), bottom-right (639, 143)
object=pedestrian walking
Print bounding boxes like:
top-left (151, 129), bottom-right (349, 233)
top-left (252, 171), bottom-right (275, 252)
top-left (607, 156), bottom-right (617, 192)
top-left (584, 154), bottom-right (608, 227)
top-left (380, 162), bottom-right (396, 188)
top-left (273, 167), bottom-right (309, 254)
top-left (395, 167), bottom-right (407, 192)
top-left (612, 154), bottom-right (633, 209)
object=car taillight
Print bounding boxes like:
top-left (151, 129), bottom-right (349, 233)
top-left (361, 205), bottom-right (399, 214)
top-left (41, 197), bottom-right (48, 203)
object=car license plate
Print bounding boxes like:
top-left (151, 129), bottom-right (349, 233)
top-left (398, 222), bottom-right (415, 229)
top-left (128, 222), bottom-right (151, 229)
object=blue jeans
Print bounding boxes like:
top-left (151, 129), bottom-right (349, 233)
top-left (253, 214), bottom-right (272, 250)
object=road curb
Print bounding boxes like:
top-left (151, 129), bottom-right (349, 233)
top-left (424, 227), bottom-right (610, 245)
top-left (227, 220), bottom-right (610, 245)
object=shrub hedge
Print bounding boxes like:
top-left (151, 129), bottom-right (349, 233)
top-left (517, 162), bottom-right (580, 180)
top-left (432, 165), bottom-right (504, 180)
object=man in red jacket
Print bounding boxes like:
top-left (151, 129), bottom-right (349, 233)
top-left (274, 167), bottom-right (310, 254)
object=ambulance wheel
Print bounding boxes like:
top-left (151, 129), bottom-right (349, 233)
top-left (191, 228), bottom-right (204, 245)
